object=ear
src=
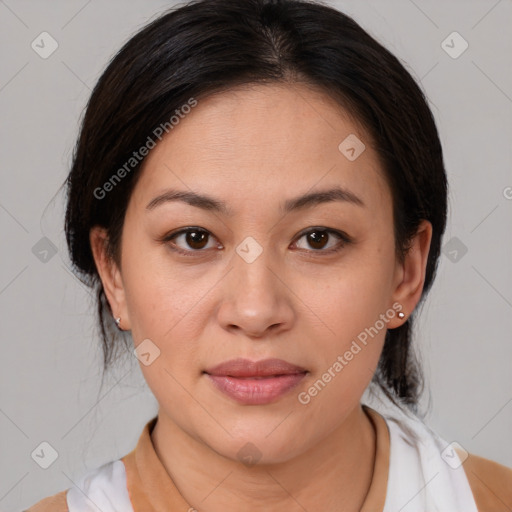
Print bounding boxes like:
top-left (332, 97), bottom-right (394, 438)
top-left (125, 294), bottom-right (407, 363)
top-left (89, 226), bottom-right (131, 331)
top-left (387, 219), bottom-right (433, 329)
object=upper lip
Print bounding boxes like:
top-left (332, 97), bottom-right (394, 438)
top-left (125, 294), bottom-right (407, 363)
top-left (205, 358), bottom-right (307, 378)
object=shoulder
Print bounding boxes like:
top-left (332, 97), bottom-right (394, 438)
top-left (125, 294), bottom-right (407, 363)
top-left (23, 490), bottom-right (68, 512)
top-left (460, 450), bottom-right (512, 512)
top-left (24, 458), bottom-right (132, 512)
top-left (366, 401), bottom-right (512, 511)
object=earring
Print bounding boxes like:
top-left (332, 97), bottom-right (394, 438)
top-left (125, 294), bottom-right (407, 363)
top-left (114, 317), bottom-right (122, 330)
top-left (397, 311), bottom-right (405, 319)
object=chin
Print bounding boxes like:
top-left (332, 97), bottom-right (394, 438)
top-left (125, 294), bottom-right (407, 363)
top-left (198, 423), bottom-right (312, 467)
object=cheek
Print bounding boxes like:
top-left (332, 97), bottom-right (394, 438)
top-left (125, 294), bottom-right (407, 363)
top-left (125, 269), bottom-right (208, 354)
top-left (293, 247), bottom-right (394, 394)
top-left (307, 277), bottom-right (388, 378)
top-left (293, 276), bottom-right (389, 431)
top-left (122, 260), bottom-right (209, 412)
top-left (121, 244), bottom-right (227, 392)
top-left (121, 229), bottom-right (200, 333)
top-left (304, 253), bottom-right (394, 340)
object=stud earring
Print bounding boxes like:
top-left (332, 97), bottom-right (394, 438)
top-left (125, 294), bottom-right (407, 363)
top-left (397, 311), bottom-right (405, 319)
top-left (114, 317), bottom-right (122, 330)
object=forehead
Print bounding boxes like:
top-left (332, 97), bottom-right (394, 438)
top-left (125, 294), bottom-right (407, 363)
top-left (130, 83), bottom-right (392, 216)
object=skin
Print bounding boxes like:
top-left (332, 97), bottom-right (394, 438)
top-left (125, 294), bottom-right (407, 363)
top-left (90, 83), bottom-right (432, 511)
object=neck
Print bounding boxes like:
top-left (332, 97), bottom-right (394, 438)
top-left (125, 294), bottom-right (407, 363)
top-left (151, 404), bottom-right (377, 512)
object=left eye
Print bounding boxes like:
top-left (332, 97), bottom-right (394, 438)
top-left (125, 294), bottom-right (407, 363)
top-left (293, 228), bottom-right (348, 253)
top-left (162, 227), bottom-right (350, 256)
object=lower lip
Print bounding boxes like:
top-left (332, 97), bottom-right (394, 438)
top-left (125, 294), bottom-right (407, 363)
top-left (206, 373), bottom-right (307, 405)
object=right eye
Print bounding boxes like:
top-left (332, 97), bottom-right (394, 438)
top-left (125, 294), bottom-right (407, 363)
top-left (162, 227), bottom-right (222, 256)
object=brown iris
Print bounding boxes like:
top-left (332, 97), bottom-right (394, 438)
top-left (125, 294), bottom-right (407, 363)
top-left (306, 230), bottom-right (329, 250)
top-left (185, 230), bottom-right (209, 249)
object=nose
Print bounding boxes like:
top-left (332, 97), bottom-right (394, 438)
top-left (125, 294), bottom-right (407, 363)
top-left (216, 243), bottom-right (295, 339)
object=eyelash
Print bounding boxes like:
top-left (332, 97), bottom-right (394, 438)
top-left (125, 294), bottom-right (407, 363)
top-left (160, 226), bottom-right (352, 257)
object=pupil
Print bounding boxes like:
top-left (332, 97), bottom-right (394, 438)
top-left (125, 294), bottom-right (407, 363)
top-left (187, 230), bottom-right (207, 249)
top-left (309, 231), bottom-right (327, 249)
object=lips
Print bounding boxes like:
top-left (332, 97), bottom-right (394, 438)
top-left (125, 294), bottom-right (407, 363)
top-left (204, 358), bottom-right (308, 405)
top-left (204, 358), bottom-right (307, 378)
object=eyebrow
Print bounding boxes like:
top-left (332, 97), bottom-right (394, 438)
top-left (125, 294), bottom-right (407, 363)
top-left (145, 186), bottom-right (365, 215)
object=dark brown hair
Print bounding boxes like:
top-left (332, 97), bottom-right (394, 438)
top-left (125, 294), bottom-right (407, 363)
top-left (64, 0), bottom-right (447, 413)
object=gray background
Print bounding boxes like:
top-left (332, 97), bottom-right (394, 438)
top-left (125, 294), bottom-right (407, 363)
top-left (1, 0), bottom-right (511, 510)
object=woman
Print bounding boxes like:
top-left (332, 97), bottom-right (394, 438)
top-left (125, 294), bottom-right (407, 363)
top-left (26, 0), bottom-right (512, 510)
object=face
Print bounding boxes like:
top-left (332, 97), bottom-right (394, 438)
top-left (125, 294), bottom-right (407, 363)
top-left (92, 83), bottom-right (430, 464)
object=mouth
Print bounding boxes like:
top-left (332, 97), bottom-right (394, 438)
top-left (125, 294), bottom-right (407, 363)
top-left (204, 358), bottom-right (308, 405)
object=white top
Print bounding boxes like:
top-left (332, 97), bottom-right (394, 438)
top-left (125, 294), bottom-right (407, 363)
top-left (379, 400), bottom-right (478, 512)
top-left (66, 459), bottom-right (133, 512)
top-left (65, 396), bottom-right (478, 512)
